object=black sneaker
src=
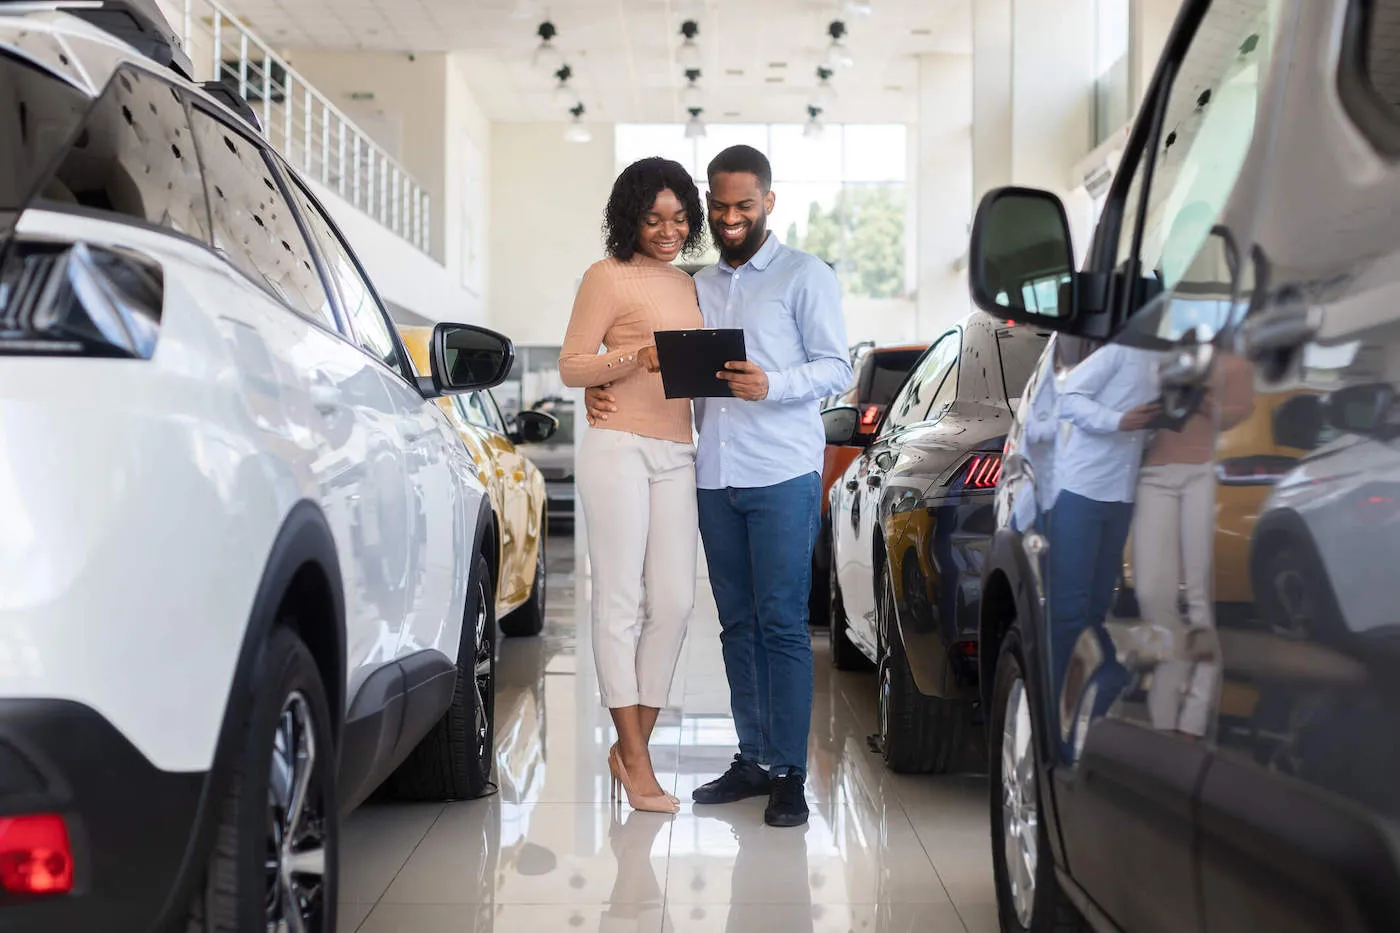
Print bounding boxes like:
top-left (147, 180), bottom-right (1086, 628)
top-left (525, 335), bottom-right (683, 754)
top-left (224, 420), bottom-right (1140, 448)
top-left (764, 773), bottom-right (809, 827)
top-left (692, 754), bottom-right (772, 805)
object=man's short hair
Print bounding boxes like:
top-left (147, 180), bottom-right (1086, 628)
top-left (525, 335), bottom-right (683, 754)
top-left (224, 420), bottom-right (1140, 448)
top-left (707, 145), bottom-right (772, 192)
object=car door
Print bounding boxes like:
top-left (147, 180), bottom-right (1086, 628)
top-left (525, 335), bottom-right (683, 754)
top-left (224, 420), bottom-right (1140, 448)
top-left (1016, 2), bottom-right (1297, 929)
top-left (480, 390), bottom-right (534, 608)
top-left (836, 333), bottom-right (958, 652)
top-left (284, 175), bottom-right (469, 659)
top-left (1193, 0), bottom-right (1400, 928)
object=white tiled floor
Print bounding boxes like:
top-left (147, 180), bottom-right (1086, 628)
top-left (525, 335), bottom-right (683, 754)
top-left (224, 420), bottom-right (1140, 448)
top-left (339, 536), bottom-right (998, 933)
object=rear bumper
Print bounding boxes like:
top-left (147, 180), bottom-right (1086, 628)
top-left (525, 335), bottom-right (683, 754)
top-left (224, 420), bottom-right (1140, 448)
top-left (0, 699), bottom-right (205, 932)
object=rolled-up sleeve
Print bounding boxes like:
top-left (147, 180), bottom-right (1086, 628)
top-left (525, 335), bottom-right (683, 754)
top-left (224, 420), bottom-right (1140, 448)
top-left (766, 260), bottom-right (853, 404)
top-left (558, 264), bottom-right (647, 388)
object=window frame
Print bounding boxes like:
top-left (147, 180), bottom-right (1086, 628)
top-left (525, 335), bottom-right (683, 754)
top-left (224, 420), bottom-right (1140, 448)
top-left (879, 328), bottom-right (959, 437)
top-left (1338, 0), bottom-right (1400, 158)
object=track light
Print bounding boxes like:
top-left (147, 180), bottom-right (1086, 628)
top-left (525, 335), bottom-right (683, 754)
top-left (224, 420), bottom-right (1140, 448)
top-left (677, 20), bottom-right (702, 70)
top-left (682, 68), bottom-right (704, 110)
top-left (804, 105), bottom-right (825, 139)
top-left (825, 20), bottom-right (854, 70)
top-left (532, 21), bottom-right (565, 74)
top-left (684, 107), bottom-right (707, 139)
top-left (551, 64), bottom-right (580, 108)
top-left (809, 66), bottom-right (837, 109)
top-left (564, 103), bottom-right (591, 143)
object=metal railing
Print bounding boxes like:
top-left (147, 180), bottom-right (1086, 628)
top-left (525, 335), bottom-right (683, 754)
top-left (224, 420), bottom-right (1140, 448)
top-left (180, 0), bottom-right (431, 254)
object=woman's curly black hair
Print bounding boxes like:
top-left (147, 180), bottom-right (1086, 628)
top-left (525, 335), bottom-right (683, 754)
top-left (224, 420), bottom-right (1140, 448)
top-left (603, 157), bottom-right (706, 261)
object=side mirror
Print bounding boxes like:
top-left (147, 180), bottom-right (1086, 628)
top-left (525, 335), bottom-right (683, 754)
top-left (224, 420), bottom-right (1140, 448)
top-left (969, 186), bottom-right (1078, 329)
top-left (1272, 394), bottom-right (1324, 451)
top-left (423, 323), bottom-right (515, 398)
top-left (511, 410), bottom-right (558, 445)
top-left (1327, 383), bottom-right (1396, 438)
top-left (822, 405), bottom-right (863, 447)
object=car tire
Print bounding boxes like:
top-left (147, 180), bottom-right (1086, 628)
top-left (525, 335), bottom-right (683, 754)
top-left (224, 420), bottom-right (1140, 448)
top-left (186, 627), bottom-right (338, 933)
top-left (829, 556), bottom-right (871, 671)
top-left (1253, 535), bottom-right (1344, 643)
top-left (876, 562), bottom-right (968, 774)
top-left (385, 554), bottom-right (496, 801)
top-left (501, 527), bottom-right (547, 638)
top-left (989, 624), bottom-right (1087, 933)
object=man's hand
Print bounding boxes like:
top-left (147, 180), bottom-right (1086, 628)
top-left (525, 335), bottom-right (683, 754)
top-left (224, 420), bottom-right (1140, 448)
top-left (1119, 401), bottom-right (1163, 431)
top-left (584, 385), bottom-right (619, 426)
top-left (717, 361), bottom-right (769, 401)
top-left (638, 345), bottom-right (660, 373)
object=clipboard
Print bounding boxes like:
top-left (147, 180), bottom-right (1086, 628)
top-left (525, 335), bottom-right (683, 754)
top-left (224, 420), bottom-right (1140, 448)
top-left (654, 328), bottom-right (747, 399)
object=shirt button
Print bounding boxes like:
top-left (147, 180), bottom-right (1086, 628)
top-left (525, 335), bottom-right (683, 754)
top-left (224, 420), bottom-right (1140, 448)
top-left (721, 407), bottom-right (727, 413)
top-left (721, 441), bottom-right (727, 447)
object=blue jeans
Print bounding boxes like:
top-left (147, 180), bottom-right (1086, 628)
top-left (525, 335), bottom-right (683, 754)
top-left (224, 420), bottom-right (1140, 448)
top-left (697, 473), bottom-right (820, 777)
top-left (1046, 491), bottom-right (1133, 710)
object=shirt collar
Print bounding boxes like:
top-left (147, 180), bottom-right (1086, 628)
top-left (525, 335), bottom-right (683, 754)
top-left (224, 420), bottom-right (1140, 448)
top-left (716, 232), bottom-right (782, 275)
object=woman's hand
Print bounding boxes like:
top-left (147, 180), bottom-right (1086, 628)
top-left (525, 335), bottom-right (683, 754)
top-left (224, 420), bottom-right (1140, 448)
top-left (1119, 401), bottom-right (1163, 431)
top-left (585, 385), bottom-right (619, 426)
top-left (638, 345), bottom-right (660, 373)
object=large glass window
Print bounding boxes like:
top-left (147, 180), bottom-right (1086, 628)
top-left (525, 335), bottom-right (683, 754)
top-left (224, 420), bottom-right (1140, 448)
top-left (615, 123), bottom-right (908, 299)
top-left (1094, 0), bottom-right (1132, 145)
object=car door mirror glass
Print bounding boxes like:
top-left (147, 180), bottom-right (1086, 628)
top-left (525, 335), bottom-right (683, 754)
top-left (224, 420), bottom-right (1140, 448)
top-left (430, 323), bottom-right (515, 396)
top-left (512, 410), bottom-right (558, 445)
top-left (1272, 393), bottom-right (1325, 451)
top-left (822, 405), bottom-right (862, 446)
top-left (1327, 383), bottom-right (1397, 439)
top-left (969, 186), bottom-right (1076, 328)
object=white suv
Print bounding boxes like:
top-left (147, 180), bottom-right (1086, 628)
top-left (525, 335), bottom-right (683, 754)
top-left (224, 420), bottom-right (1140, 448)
top-left (0, 7), bottom-right (507, 932)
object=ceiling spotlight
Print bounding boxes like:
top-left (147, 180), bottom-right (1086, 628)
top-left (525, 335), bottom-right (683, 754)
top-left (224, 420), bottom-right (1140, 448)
top-left (532, 21), bottom-right (565, 74)
top-left (804, 105), bottom-right (825, 139)
top-left (551, 64), bottom-right (580, 107)
top-left (677, 20), bottom-right (702, 70)
top-left (825, 20), bottom-right (854, 70)
top-left (564, 103), bottom-right (591, 143)
top-left (682, 68), bottom-right (704, 110)
top-left (843, 0), bottom-right (874, 17)
top-left (809, 65), bottom-right (837, 109)
top-left (684, 107), bottom-right (707, 139)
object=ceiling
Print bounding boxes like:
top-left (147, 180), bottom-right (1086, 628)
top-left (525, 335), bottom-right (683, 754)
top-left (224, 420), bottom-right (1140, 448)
top-left (216, 0), bottom-right (970, 124)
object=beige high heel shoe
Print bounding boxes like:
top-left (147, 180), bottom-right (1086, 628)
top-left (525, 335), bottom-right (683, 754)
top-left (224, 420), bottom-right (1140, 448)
top-left (609, 746), bottom-right (679, 814)
top-left (611, 743), bottom-right (678, 804)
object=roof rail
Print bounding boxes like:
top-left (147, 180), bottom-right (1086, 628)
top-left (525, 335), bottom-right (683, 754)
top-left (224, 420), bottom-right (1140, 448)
top-left (60, 0), bottom-right (193, 79)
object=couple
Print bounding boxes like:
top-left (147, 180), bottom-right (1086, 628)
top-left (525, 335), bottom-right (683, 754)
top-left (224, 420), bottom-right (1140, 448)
top-left (558, 145), bottom-right (852, 827)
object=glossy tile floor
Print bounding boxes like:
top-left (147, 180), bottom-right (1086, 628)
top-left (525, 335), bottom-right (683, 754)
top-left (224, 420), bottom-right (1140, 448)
top-left (339, 534), bottom-right (998, 933)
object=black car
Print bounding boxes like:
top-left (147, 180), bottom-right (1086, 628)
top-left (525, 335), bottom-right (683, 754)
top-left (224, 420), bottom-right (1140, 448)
top-left (824, 313), bottom-right (1048, 774)
top-left (971, 0), bottom-right (1400, 931)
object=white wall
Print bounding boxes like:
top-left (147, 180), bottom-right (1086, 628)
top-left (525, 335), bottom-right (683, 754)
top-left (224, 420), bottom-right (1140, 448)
top-left (917, 53), bottom-right (974, 337)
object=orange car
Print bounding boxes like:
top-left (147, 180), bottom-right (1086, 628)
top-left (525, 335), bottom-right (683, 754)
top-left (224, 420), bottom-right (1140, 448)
top-left (400, 326), bottom-right (556, 637)
top-left (812, 343), bottom-right (929, 619)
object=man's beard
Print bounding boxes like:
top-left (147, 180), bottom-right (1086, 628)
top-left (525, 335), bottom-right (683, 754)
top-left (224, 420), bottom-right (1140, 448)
top-left (711, 215), bottom-right (768, 266)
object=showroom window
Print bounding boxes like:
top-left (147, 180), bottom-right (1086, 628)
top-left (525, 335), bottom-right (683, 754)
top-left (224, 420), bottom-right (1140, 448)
top-left (1094, 0), bottom-right (1132, 146)
top-left (615, 123), bottom-right (909, 299)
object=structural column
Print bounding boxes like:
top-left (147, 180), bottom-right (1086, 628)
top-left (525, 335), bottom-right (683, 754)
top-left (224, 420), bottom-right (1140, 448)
top-left (916, 53), bottom-right (974, 336)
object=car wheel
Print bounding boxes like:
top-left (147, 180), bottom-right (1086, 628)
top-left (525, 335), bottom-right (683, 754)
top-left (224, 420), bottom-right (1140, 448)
top-left (876, 562), bottom-right (968, 774)
top-left (990, 625), bottom-right (1087, 933)
top-left (1254, 537), bottom-right (1344, 643)
top-left (829, 556), bottom-right (871, 671)
top-left (501, 527), bottom-right (547, 638)
top-left (386, 554), bottom-right (496, 800)
top-left (187, 627), bottom-right (337, 933)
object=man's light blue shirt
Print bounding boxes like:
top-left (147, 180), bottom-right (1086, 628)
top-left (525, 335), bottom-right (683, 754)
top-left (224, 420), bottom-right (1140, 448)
top-left (693, 234), bottom-right (853, 490)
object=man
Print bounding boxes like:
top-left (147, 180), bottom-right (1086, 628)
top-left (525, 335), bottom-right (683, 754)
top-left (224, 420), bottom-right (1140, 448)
top-left (586, 145), bottom-right (852, 827)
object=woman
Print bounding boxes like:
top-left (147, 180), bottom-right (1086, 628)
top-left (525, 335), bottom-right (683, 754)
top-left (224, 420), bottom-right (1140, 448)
top-left (559, 158), bottom-right (705, 814)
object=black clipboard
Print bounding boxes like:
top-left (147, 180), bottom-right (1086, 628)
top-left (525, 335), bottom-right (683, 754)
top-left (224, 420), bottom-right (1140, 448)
top-left (654, 328), bottom-right (747, 399)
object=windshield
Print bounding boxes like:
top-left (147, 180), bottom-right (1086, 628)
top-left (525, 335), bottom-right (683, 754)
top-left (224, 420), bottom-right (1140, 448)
top-left (0, 52), bottom-right (91, 211)
top-left (859, 349), bottom-right (926, 407)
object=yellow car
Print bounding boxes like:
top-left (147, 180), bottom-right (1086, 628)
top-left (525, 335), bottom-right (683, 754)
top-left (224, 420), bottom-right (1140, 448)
top-left (400, 326), bottom-right (556, 637)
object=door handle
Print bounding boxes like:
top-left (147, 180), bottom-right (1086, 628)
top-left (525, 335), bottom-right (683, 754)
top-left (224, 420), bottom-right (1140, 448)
top-left (866, 475), bottom-right (882, 488)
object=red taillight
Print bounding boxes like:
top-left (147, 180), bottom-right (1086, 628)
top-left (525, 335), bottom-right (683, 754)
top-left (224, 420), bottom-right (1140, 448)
top-left (0, 815), bottom-right (73, 895)
top-left (1215, 455), bottom-right (1297, 486)
top-left (860, 405), bottom-right (881, 426)
top-left (957, 640), bottom-right (978, 657)
top-left (963, 453), bottom-right (1002, 489)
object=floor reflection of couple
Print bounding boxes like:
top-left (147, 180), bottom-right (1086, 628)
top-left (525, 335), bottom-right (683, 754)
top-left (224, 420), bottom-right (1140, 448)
top-left (599, 809), bottom-right (813, 933)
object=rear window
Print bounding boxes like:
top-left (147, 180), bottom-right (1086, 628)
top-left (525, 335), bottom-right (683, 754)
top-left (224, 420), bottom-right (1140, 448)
top-left (858, 349), bottom-right (926, 406)
top-left (0, 52), bottom-right (91, 210)
top-left (996, 326), bottom-right (1051, 404)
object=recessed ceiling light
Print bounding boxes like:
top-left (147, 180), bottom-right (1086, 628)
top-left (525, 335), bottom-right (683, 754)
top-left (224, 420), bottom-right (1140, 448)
top-left (726, 68), bottom-right (744, 76)
top-left (765, 76), bottom-right (784, 83)
top-left (724, 111), bottom-right (741, 117)
top-left (911, 27), bottom-right (933, 36)
top-left (768, 61), bottom-right (787, 68)
top-left (884, 85), bottom-right (903, 92)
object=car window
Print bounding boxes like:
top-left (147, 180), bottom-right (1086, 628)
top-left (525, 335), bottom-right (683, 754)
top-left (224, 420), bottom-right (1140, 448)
top-left (456, 392), bottom-right (495, 430)
top-left (188, 107), bottom-right (334, 328)
top-left (37, 64), bottom-right (209, 241)
top-left (883, 332), bottom-right (957, 434)
top-left (285, 178), bottom-right (408, 380)
top-left (923, 333), bottom-right (963, 422)
top-left (2, 52), bottom-right (97, 211)
top-left (1114, 0), bottom-right (1285, 330)
top-left (862, 349), bottom-right (926, 406)
top-left (996, 325), bottom-right (1052, 405)
top-left (481, 391), bottom-right (509, 435)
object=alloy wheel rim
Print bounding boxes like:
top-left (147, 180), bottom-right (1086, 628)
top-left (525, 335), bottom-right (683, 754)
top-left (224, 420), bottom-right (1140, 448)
top-left (536, 542), bottom-right (547, 617)
top-left (1001, 677), bottom-right (1038, 928)
top-left (877, 570), bottom-right (892, 746)
top-left (473, 579), bottom-right (494, 769)
top-left (1270, 561), bottom-right (1311, 637)
top-left (265, 691), bottom-right (326, 933)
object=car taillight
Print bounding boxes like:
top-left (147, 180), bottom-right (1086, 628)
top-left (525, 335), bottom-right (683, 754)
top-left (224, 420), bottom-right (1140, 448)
top-left (1215, 455), bottom-right (1297, 486)
top-left (0, 240), bottom-right (163, 359)
top-left (962, 453), bottom-right (1002, 489)
top-left (0, 814), bottom-right (73, 896)
top-left (860, 405), bottom-right (881, 426)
